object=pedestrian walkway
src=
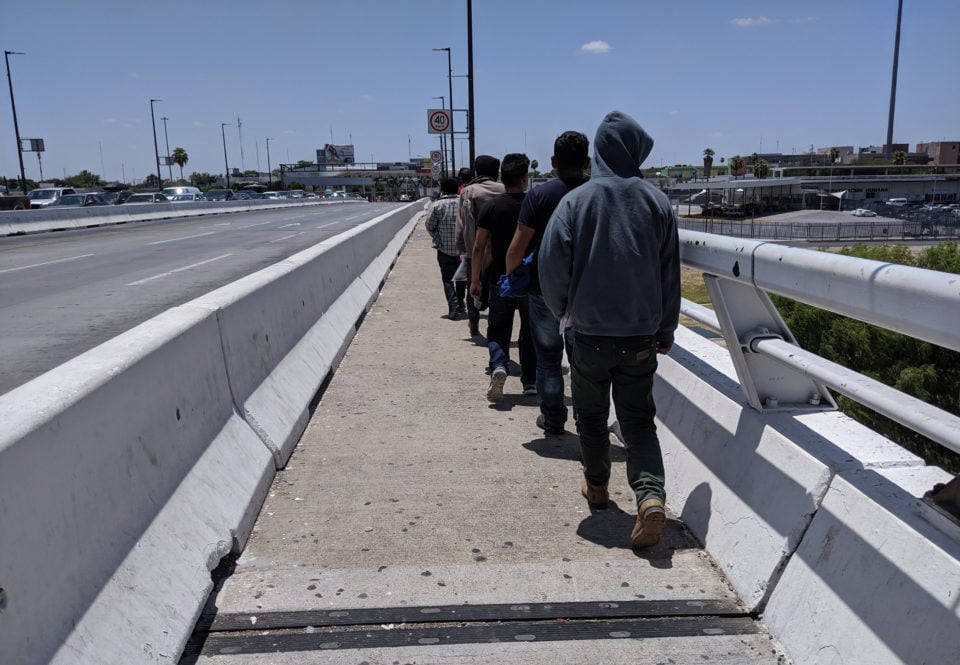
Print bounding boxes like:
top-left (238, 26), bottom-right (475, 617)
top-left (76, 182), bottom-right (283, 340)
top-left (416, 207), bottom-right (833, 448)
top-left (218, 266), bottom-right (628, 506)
top-left (181, 212), bottom-right (787, 663)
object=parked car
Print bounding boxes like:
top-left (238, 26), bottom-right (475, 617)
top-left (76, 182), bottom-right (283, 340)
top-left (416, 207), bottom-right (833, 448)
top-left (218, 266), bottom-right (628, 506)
top-left (203, 189), bottom-right (234, 201)
top-left (161, 186), bottom-right (202, 199)
top-left (48, 193), bottom-right (108, 207)
top-left (700, 202), bottom-right (723, 215)
top-left (101, 190), bottom-right (134, 205)
top-left (263, 191), bottom-right (286, 199)
top-left (170, 193), bottom-right (204, 202)
top-left (851, 208), bottom-right (877, 217)
top-left (28, 187), bottom-right (77, 208)
top-left (0, 186), bottom-right (30, 210)
top-left (124, 192), bottom-right (170, 204)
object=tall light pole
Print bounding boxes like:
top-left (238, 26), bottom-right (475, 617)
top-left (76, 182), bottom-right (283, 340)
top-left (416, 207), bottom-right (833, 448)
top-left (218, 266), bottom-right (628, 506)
top-left (885, 0), bottom-right (904, 159)
top-left (432, 95), bottom-right (447, 177)
top-left (160, 116), bottom-right (173, 182)
top-left (265, 137), bottom-right (273, 187)
top-left (466, 0), bottom-right (476, 171)
top-left (432, 47), bottom-right (455, 176)
top-left (149, 99), bottom-right (163, 190)
top-left (4, 50), bottom-right (28, 194)
top-left (221, 122), bottom-right (232, 188)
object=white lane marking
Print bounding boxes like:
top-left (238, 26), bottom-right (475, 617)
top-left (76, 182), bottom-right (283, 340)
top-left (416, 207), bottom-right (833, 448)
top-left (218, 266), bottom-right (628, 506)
top-left (126, 253), bottom-right (233, 286)
top-left (277, 223), bottom-right (301, 229)
top-left (0, 253), bottom-right (96, 275)
top-left (269, 232), bottom-right (305, 243)
top-left (147, 231), bottom-right (217, 246)
top-left (236, 220), bottom-right (275, 229)
top-left (315, 220), bottom-right (346, 230)
top-left (344, 215), bottom-right (360, 221)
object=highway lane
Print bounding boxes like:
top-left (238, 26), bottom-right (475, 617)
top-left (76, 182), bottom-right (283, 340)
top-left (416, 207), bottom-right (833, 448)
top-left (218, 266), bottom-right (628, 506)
top-left (0, 201), bottom-right (407, 395)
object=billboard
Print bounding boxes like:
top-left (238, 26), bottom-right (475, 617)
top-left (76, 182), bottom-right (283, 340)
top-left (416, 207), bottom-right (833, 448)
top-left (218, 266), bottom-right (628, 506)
top-left (316, 144), bottom-right (355, 165)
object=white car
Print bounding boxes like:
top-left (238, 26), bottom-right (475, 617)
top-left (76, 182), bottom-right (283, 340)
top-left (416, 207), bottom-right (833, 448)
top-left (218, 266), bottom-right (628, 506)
top-left (851, 208), bottom-right (877, 217)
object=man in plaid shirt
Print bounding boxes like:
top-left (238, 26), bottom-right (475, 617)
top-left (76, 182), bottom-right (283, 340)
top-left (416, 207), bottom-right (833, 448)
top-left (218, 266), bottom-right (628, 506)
top-left (425, 178), bottom-right (466, 319)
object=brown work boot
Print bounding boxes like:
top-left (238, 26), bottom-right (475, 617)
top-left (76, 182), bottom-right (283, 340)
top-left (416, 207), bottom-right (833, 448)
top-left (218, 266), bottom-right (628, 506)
top-left (630, 498), bottom-right (666, 548)
top-left (581, 478), bottom-right (609, 508)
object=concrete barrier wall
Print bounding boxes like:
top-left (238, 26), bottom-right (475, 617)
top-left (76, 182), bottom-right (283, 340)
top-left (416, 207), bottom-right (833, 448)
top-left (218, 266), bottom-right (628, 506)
top-left (0, 198), bottom-right (365, 237)
top-left (639, 325), bottom-right (960, 663)
top-left (0, 204), bottom-right (420, 664)
top-left (194, 205), bottom-right (420, 467)
top-left (0, 306), bottom-right (275, 665)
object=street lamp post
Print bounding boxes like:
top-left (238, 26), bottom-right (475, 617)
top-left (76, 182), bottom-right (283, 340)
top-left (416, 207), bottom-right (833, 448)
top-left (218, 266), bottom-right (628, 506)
top-left (432, 95), bottom-right (446, 177)
top-left (265, 137), bottom-right (272, 187)
top-left (221, 122), bottom-right (232, 188)
top-left (432, 47), bottom-right (455, 177)
top-left (149, 99), bottom-right (163, 190)
top-left (4, 50), bottom-right (28, 194)
top-left (161, 116), bottom-right (173, 182)
top-left (466, 0), bottom-right (476, 171)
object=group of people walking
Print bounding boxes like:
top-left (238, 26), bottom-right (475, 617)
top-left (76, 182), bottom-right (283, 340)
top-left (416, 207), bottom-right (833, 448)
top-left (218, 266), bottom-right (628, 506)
top-left (424, 111), bottom-right (681, 549)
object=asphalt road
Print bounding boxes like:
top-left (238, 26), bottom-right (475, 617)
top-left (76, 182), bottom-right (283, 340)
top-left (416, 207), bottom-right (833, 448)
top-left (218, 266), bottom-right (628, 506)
top-left (0, 201), bottom-right (405, 396)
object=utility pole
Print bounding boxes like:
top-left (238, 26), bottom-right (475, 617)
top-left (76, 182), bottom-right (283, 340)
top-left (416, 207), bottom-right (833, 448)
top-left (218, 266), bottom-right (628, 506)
top-left (4, 51), bottom-right (28, 194)
top-left (885, 0), bottom-right (903, 159)
top-left (221, 122), bottom-right (232, 188)
top-left (265, 137), bottom-right (273, 187)
top-left (237, 117), bottom-right (245, 172)
top-left (150, 98), bottom-right (163, 190)
top-left (466, 0), bottom-right (476, 171)
top-left (161, 116), bottom-right (172, 182)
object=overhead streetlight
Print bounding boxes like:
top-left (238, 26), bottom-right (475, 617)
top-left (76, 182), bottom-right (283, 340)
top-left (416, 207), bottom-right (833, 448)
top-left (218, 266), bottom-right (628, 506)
top-left (466, 0), bottom-right (476, 171)
top-left (221, 122), bottom-right (232, 188)
top-left (160, 116), bottom-right (172, 182)
top-left (149, 99), bottom-right (163, 190)
top-left (4, 50), bottom-right (28, 194)
top-left (432, 47), bottom-right (455, 176)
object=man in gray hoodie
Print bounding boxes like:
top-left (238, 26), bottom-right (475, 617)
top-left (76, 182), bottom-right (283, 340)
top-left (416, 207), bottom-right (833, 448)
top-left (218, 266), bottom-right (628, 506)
top-left (538, 111), bottom-right (681, 549)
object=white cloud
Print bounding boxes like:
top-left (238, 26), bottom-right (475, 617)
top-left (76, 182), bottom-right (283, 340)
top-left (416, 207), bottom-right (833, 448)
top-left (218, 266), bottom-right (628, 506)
top-left (580, 40), bottom-right (612, 54)
top-left (283, 129), bottom-right (295, 135)
top-left (128, 72), bottom-right (140, 79)
top-left (669, 110), bottom-right (680, 116)
top-left (710, 131), bottom-right (724, 138)
top-left (731, 17), bottom-right (778, 27)
top-left (192, 120), bottom-right (206, 127)
top-left (360, 94), bottom-right (374, 103)
top-left (103, 117), bottom-right (116, 124)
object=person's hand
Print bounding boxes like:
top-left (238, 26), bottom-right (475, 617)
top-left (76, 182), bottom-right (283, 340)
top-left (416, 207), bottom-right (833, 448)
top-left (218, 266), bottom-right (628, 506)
top-left (657, 342), bottom-right (672, 355)
top-left (469, 280), bottom-right (482, 300)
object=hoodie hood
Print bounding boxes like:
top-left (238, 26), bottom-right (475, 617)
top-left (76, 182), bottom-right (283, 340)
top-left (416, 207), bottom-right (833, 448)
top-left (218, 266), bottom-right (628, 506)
top-left (591, 110), bottom-right (653, 179)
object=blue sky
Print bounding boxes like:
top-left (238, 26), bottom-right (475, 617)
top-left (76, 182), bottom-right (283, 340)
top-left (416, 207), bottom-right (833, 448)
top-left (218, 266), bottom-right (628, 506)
top-left (2, 0), bottom-right (958, 184)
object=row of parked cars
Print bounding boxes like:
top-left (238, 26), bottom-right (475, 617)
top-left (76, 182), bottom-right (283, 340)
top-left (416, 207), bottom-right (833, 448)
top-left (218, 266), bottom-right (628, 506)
top-left (24, 186), bottom-right (327, 209)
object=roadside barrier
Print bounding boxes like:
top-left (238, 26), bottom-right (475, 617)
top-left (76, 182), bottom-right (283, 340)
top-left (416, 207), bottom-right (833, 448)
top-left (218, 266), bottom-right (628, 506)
top-left (0, 203), bottom-right (420, 664)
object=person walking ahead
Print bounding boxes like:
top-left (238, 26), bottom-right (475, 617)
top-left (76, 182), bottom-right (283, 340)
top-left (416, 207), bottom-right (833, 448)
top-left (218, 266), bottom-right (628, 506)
top-left (424, 178), bottom-right (466, 320)
top-left (538, 111), bottom-right (681, 549)
top-left (504, 130), bottom-right (590, 434)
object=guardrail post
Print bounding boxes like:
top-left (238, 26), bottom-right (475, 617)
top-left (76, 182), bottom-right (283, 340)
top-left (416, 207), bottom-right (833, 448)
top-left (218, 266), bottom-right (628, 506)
top-left (703, 274), bottom-right (836, 412)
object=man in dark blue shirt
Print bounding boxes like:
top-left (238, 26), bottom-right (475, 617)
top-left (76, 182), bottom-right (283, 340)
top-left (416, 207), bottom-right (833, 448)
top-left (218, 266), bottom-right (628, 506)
top-left (470, 153), bottom-right (535, 402)
top-left (504, 131), bottom-right (590, 433)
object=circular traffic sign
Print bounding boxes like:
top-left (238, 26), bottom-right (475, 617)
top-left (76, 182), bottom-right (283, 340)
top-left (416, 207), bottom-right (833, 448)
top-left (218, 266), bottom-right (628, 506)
top-left (429, 109), bottom-right (451, 133)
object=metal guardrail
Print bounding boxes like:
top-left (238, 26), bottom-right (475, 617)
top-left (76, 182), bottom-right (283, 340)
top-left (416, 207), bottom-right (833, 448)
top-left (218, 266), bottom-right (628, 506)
top-left (678, 230), bottom-right (960, 457)
top-left (678, 218), bottom-right (959, 241)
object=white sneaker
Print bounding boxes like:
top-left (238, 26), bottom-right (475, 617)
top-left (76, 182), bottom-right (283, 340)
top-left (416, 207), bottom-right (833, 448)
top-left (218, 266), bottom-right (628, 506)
top-left (486, 367), bottom-right (507, 402)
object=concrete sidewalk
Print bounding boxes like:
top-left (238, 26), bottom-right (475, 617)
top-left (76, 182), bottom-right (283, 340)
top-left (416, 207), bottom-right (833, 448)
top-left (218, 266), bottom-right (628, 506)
top-left (185, 211), bottom-right (786, 663)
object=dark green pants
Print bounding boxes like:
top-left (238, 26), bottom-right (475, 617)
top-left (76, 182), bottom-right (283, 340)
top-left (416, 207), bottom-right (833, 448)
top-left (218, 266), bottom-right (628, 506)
top-left (570, 332), bottom-right (665, 507)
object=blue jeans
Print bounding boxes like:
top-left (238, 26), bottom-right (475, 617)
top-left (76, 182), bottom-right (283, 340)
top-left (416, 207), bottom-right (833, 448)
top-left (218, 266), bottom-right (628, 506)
top-left (527, 292), bottom-right (573, 429)
top-left (570, 332), bottom-right (664, 506)
top-left (485, 284), bottom-right (535, 386)
top-left (436, 250), bottom-right (465, 314)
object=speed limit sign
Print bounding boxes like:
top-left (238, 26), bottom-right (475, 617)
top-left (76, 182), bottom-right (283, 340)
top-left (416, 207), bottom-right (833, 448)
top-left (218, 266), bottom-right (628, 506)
top-left (427, 109), bottom-right (451, 134)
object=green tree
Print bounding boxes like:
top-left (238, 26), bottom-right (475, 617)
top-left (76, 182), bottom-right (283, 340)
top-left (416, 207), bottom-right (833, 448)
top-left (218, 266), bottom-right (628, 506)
top-left (294, 160), bottom-right (314, 169)
top-left (64, 170), bottom-right (104, 188)
top-left (703, 148), bottom-right (715, 180)
top-left (286, 180), bottom-right (306, 190)
top-left (753, 159), bottom-right (770, 180)
top-left (171, 147), bottom-right (189, 181)
top-left (729, 155), bottom-right (746, 179)
top-left (142, 173), bottom-right (160, 189)
top-left (189, 172), bottom-right (218, 188)
top-left (892, 149), bottom-right (907, 165)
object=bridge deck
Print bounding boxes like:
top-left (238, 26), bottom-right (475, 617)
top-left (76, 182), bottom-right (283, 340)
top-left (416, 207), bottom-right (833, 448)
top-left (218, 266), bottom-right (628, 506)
top-left (181, 217), bottom-right (787, 663)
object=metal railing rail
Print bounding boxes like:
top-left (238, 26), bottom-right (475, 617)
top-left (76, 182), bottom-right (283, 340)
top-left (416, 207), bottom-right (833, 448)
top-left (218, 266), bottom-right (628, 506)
top-left (679, 230), bottom-right (960, 456)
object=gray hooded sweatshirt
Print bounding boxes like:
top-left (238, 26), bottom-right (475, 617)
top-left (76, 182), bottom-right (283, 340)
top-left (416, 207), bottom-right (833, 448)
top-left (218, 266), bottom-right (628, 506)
top-left (538, 111), bottom-right (680, 347)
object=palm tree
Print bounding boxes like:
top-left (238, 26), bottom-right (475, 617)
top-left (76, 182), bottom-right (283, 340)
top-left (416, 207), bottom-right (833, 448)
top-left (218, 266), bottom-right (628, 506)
top-left (754, 159), bottom-right (770, 180)
top-left (729, 155), bottom-right (746, 179)
top-left (703, 148), bottom-right (715, 180)
top-left (171, 147), bottom-right (189, 182)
